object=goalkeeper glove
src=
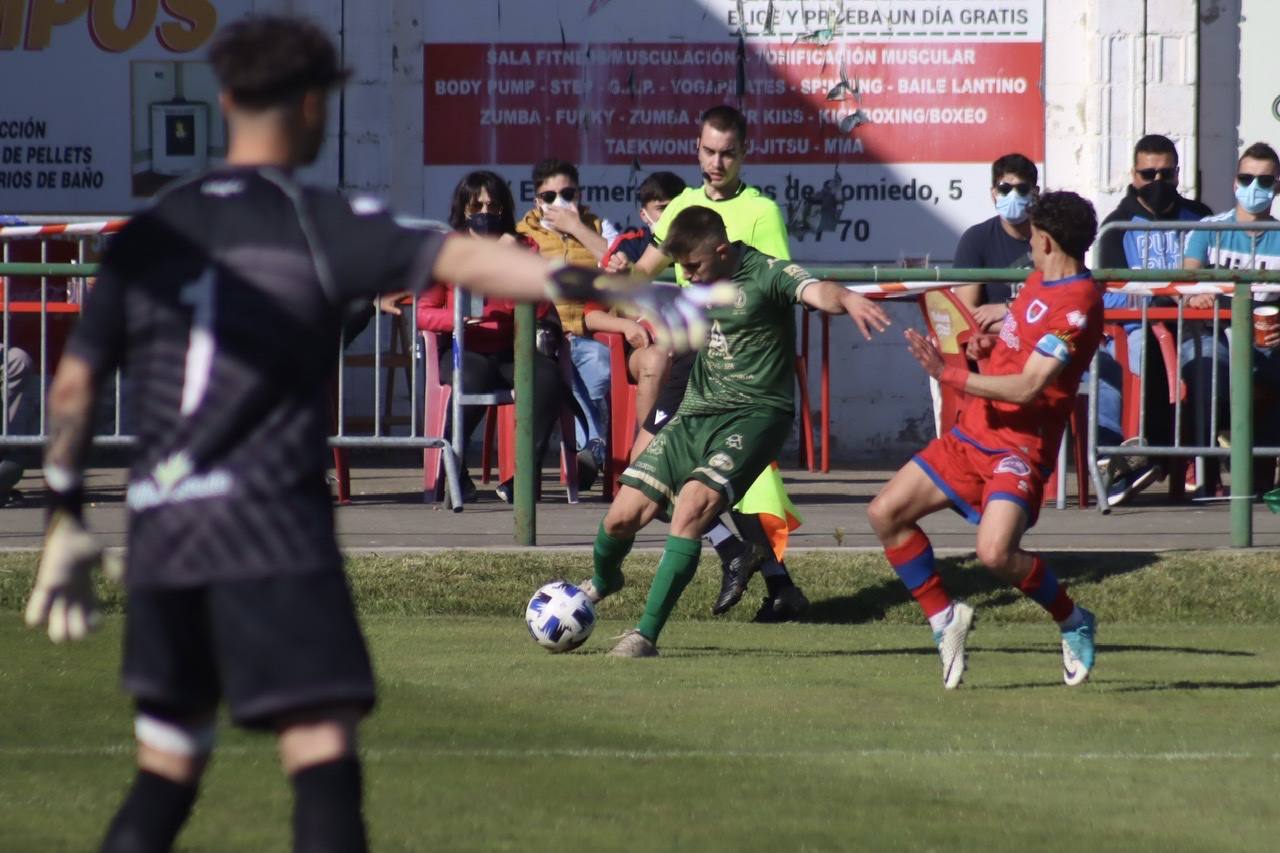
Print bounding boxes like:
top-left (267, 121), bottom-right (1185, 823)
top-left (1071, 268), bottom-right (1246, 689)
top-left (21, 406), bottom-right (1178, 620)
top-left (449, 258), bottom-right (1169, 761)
top-left (25, 509), bottom-right (119, 643)
top-left (546, 265), bottom-right (734, 353)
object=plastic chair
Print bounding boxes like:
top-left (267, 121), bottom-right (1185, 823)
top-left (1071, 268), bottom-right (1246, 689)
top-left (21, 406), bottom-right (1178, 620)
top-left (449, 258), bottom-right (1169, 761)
top-left (918, 289), bottom-right (1089, 508)
top-left (593, 331), bottom-right (638, 499)
top-left (1105, 319), bottom-right (1187, 500)
top-left (422, 330), bottom-right (578, 504)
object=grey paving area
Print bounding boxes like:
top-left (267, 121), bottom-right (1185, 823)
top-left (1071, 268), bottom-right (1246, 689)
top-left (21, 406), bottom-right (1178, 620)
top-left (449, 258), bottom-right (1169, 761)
top-left (1, 464), bottom-right (1276, 552)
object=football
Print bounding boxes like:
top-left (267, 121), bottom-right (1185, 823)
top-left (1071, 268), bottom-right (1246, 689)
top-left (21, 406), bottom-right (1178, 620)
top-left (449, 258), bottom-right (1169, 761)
top-left (525, 581), bottom-right (597, 653)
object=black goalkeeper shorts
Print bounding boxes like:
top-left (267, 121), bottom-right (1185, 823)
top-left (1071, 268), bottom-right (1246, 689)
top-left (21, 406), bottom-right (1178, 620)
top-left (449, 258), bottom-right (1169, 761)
top-left (642, 349), bottom-right (697, 433)
top-left (122, 571), bottom-right (375, 729)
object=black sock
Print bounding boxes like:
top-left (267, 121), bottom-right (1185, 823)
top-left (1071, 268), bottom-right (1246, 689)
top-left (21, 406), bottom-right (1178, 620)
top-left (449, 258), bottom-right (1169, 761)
top-left (291, 757), bottom-right (367, 853)
top-left (764, 564), bottom-right (796, 598)
top-left (101, 769), bottom-right (198, 853)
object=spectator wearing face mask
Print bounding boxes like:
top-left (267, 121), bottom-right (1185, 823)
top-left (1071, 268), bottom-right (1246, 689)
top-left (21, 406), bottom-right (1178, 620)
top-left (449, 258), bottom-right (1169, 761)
top-left (952, 153), bottom-right (1039, 332)
top-left (417, 170), bottom-right (564, 502)
top-left (1093, 135), bottom-right (1209, 505)
top-left (517, 159), bottom-right (617, 481)
top-left (1180, 141), bottom-right (1280, 498)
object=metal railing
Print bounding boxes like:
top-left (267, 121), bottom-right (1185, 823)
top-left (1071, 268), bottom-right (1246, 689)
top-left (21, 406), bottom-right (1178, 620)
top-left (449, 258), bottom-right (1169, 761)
top-left (4, 244), bottom-right (1275, 547)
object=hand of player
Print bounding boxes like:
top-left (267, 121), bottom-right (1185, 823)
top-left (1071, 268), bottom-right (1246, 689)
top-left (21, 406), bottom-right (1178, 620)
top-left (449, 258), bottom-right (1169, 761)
top-left (377, 291), bottom-right (411, 316)
top-left (965, 333), bottom-right (998, 362)
top-left (971, 302), bottom-right (1008, 331)
top-left (840, 292), bottom-right (891, 340)
top-left (904, 328), bottom-right (945, 379)
top-left (25, 510), bottom-right (121, 643)
top-left (546, 265), bottom-right (732, 353)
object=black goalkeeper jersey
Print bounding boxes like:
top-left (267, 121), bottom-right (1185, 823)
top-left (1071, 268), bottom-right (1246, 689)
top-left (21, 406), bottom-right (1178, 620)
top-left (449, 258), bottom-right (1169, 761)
top-left (68, 166), bottom-right (446, 588)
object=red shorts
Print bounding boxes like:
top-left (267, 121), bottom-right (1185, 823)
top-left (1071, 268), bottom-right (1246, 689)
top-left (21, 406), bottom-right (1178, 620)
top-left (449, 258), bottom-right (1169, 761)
top-left (912, 428), bottom-right (1044, 527)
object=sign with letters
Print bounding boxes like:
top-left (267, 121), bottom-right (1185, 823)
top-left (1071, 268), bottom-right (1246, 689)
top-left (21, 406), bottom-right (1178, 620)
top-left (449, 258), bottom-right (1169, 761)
top-left (423, 0), bottom-right (1045, 261)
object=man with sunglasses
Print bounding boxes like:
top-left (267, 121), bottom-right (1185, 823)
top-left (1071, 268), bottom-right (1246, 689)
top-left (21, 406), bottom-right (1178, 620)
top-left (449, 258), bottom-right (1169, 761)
top-left (1094, 135), bottom-right (1210, 505)
top-left (953, 153), bottom-right (1039, 332)
top-left (518, 158), bottom-right (620, 494)
top-left (1181, 141), bottom-right (1280, 497)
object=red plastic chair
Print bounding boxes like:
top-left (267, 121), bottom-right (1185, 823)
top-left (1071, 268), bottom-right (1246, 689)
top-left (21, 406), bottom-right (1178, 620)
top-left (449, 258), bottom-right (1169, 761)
top-left (423, 330), bottom-right (579, 504)
top-left (918, 289), bottom-right (1089, 509)
top-left (593, 331), bottom-right (638, 500)
top-left (1105, 319), bottom-right (1187, 500)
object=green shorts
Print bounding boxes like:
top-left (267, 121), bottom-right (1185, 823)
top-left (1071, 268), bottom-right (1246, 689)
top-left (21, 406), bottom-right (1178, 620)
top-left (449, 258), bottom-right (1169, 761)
top-left (619, 409), bottom-right (791, 515)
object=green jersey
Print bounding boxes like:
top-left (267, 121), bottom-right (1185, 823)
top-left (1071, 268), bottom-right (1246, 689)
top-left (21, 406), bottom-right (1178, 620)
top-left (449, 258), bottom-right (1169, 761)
top-left (653, 183), bottom-right (790, 283)
top-left (679, 245), bottom-right (817, 417)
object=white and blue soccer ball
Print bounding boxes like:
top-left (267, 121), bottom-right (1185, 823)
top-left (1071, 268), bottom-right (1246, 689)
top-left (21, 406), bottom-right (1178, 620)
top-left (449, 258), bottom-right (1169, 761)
top-left (525, 581), bottom-right (596, 653)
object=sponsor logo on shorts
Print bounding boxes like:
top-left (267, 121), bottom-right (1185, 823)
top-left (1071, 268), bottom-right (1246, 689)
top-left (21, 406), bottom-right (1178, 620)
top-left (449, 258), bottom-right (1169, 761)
top-left (708, 452), bottom-right (735, 471)
top-left (725, 434), bottom-right (744, 450)
top-left (995, 455), bottom-right (1031, 477)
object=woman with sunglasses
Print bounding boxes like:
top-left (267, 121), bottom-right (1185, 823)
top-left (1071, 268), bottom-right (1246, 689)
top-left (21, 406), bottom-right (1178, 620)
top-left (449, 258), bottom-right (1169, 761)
top-left (417, 170), bottom-right (565, 502)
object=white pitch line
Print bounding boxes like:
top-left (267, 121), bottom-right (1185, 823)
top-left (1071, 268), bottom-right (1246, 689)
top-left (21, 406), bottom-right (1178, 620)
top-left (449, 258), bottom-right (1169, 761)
top-left (4, 745), bottom-right (1277, 763)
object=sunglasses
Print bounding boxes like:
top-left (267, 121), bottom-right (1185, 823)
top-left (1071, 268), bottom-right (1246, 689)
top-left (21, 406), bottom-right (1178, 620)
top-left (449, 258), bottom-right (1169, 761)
top-left (995, 182), bottom-right (1032, 196)
top-left (537, 188), bottom-right (578, 204)
top-left (1136, 167), bottom-right (1178, 182)
top-left (1237, 173), bottom-right (1278, 190)
top-left (466, 200), bottom-right (504, 214)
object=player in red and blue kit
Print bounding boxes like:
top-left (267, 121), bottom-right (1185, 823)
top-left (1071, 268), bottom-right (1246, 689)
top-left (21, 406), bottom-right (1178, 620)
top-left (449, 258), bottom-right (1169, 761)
top-left (868, 191), bottom-right (1103, 689)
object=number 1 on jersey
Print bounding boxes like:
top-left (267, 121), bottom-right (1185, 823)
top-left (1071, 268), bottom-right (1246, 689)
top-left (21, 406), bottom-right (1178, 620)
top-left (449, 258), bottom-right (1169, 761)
top-left (179, 268), bottom-right (217, 415)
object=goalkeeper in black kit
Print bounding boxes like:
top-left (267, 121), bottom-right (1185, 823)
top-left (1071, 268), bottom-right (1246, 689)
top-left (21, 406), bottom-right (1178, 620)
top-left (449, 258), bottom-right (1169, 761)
top-left (23, 15), bottom-right (715, 853)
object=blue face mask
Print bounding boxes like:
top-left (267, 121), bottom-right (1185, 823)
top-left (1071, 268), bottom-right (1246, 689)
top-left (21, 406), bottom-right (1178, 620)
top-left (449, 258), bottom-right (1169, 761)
top-left (1236, 179), bottom-right (1276, 215)
top-left (995, 190), bottom-right (1031, 224)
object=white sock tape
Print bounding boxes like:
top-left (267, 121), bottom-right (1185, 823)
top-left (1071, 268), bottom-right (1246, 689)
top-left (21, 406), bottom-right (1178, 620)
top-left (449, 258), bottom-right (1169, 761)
top-left (135, 715), bottom-right (216, 757)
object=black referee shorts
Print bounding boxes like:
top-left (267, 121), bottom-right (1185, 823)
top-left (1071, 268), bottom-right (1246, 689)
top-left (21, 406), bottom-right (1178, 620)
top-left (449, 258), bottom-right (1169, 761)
top-left (642, 349), bottom-right (697, 433)
top-left (122, 571), bottom-right (375, 730)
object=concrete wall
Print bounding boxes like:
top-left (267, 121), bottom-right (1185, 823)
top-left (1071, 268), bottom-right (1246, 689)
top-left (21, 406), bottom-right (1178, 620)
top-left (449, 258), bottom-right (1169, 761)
top-left (312, 0), bottom-right (1258, 462)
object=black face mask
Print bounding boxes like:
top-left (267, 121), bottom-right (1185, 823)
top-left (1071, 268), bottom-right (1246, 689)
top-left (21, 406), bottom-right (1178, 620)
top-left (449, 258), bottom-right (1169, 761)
top-left (1136, 180), bottom-right (1179, 214)
top-left (466, 212), bottom-right (504, 235)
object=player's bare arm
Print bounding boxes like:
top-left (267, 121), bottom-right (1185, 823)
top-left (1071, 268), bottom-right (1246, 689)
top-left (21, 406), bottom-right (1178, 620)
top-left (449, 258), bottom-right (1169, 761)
top-left (905, 327), bottom-right (1066, 405)
top-left (799, 281), bottom-right (892, 340)
top-left (44, 355), bottom-right (99, 489)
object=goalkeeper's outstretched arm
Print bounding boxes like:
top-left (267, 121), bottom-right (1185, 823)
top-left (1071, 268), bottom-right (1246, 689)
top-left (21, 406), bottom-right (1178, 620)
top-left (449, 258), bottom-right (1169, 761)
top-left (429, 235), bottom-right (723, 353)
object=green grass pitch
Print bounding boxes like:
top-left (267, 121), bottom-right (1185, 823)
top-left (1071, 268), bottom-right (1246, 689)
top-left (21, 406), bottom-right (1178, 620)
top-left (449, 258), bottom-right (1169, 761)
top-left (3, 550), bottom-right (1279, 851)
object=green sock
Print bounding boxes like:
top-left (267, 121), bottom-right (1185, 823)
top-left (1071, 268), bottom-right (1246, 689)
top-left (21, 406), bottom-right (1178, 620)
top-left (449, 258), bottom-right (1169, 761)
top-left (636, 534), bottom-right (702, 642)
top-left (591, 521), bottom-right (632, 596)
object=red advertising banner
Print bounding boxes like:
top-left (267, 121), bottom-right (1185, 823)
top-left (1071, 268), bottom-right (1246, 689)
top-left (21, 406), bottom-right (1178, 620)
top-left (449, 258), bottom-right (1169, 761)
top-left (424, 41), bottom-right (1043, 166)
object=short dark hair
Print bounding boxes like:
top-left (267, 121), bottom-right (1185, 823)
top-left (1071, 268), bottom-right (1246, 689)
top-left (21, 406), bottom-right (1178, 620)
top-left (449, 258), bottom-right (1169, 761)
top-left (991, 153), bottom-right (1037, 186)
top-left (637, 171), bottom-right (687, 206)
top-left (209, 15), bottom-right (348, 110)
top-left (1028, 191), bottom-right (1097, 262)
top-left (531, 158), bottom-right (579, 188)
top-left (700, 105), bottom-right (748, 143)
top-left (1134, 134), bottom-right (1179, 165)
top-left (447, 170), bottom-right (517, 235)
top-left (1239, 141), bottom-right (1280, 170)
top-left (662, 206), bottom-right (728, 259)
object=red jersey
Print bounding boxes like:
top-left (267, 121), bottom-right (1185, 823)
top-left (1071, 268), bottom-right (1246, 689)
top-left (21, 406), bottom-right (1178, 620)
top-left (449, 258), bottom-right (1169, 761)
top-left (956, 270), bottom-right (1104, 469)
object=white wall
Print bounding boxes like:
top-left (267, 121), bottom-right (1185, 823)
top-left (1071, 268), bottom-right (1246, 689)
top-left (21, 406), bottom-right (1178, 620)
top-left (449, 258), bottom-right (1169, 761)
top-left (310, 0), bottom-right (1255, 462)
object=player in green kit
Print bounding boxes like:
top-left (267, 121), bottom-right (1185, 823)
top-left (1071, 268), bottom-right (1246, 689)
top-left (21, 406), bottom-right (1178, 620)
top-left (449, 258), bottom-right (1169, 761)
top-left (583, 206), bottom-right (890, 656)
top-left (614, 105), bottom-right (808, 621)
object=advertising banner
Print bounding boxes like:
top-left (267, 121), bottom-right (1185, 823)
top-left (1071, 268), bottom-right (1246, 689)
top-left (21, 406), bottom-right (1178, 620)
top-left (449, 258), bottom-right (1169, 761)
top-left (0, 0), bottom-right (253, 214)
top-left (423, 0), bottom-right (1045, 262)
